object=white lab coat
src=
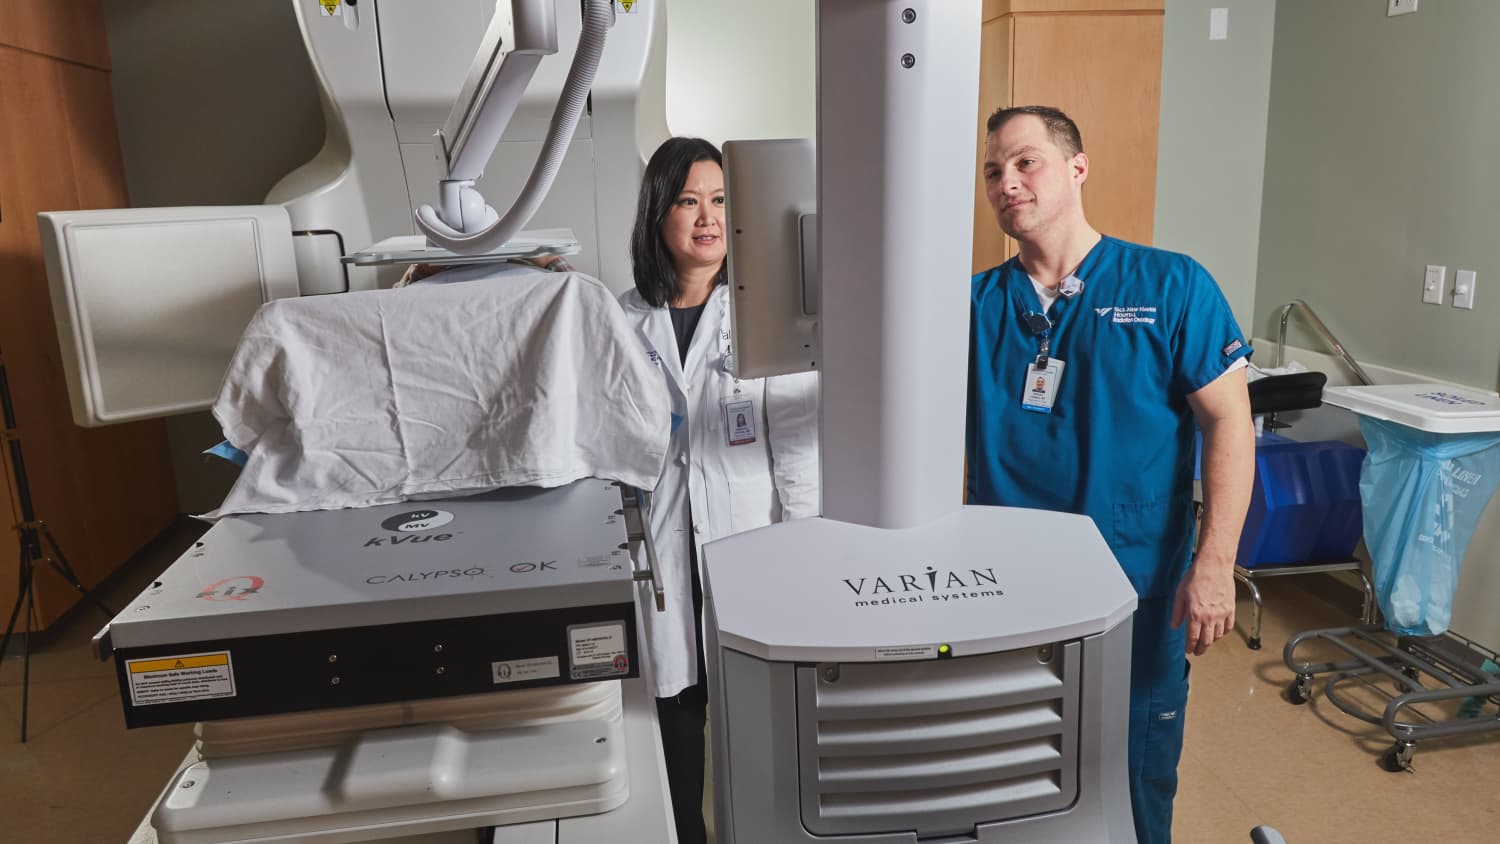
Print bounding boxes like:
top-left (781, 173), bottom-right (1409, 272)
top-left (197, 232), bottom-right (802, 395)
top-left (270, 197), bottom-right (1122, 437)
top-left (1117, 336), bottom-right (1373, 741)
top-left (619, 285), bottom-right (821, 698)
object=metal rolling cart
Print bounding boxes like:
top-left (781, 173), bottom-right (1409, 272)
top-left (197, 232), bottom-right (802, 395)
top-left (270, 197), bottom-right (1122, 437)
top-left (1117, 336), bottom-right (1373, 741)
top-left (1232, 371), bottom-right (1374, 650)
top-left (1285, 624), bottom-right (1500, 771)
top-left (1237, 559), bottom-right (1374, 651)
top-left (1281, 383), bottom-right (1500, 771)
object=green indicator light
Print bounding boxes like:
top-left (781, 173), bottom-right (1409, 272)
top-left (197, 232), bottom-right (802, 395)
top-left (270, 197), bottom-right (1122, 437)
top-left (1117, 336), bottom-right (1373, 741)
top-left (938, 644), bottom-right (950, 654)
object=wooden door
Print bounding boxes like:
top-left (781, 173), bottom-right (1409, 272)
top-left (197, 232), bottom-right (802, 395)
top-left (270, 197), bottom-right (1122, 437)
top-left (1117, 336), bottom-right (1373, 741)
top-left (972, 1), bottom-right (1165, 273)
top-left (973, 13), bottom-right (1015, 273)
top-left (0, 3), bottom-right (177, 630)
top-left (1011, 13), bottom-right (1163, 246)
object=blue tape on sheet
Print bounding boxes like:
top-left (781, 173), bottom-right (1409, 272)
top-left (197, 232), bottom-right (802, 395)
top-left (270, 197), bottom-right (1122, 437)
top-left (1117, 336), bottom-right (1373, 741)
top-left (205, 440), bottom-right (248, 468)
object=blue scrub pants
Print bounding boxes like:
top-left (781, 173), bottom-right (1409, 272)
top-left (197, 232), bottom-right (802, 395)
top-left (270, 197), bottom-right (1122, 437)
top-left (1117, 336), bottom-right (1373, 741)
top-left (1128, 596), bottom-right (1190, 844)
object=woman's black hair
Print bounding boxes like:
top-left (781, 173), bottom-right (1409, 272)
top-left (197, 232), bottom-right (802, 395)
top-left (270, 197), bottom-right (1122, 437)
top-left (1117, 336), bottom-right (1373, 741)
top-left (630, 137), bottom-right (727, 308)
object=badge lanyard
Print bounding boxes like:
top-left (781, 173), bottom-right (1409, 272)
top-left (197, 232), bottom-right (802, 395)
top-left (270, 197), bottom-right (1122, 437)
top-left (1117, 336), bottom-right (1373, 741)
top-left (1023, 312), bottom-right (1053, 369)
top-left (1020, 310), bottom-right (1065, 414)
top-left (720, 321), bottom-right (758, 445)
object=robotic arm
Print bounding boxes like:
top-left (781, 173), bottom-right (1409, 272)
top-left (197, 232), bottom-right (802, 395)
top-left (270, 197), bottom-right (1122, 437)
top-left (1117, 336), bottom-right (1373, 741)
top-left (415, 0), bottom-right (615, 255)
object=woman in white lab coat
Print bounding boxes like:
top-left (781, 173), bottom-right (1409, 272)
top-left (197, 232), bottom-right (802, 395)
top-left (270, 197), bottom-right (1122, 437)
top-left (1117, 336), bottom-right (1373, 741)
top-left (619, 137), bottom-right (820, 844)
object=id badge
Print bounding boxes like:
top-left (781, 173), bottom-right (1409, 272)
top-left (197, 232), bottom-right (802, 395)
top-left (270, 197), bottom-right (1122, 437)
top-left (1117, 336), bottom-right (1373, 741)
top-left (1021, 358), bottom-right (1066, 413)
top-left (723, 395), bottom-right (757, 445)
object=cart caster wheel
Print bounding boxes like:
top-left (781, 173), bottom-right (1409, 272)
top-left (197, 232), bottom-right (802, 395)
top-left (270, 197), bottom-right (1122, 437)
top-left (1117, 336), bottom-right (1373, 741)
top-left (1247, 636), bottom-right (1262, 651)
top-left (1286, 675), bottom-right (1311, 705)
top-left (1379, 742), bottom-right (1413, 773)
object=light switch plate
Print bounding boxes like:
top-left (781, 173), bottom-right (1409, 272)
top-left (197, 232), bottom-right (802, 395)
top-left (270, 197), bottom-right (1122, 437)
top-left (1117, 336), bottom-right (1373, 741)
top-left (1388, 0), bottom-right (1419, 16)
top-left (1454, 269), bottom-right (1477, 309)
top-left (1209, 8), bottom-right (1228, 40)
top-left (1423, 265), bottom-right (1445, 305)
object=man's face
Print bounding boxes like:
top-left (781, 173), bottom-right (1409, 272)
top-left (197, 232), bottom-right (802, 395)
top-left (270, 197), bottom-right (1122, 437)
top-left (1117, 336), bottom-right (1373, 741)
top-left (982, 115), bottom-right (1088, 240)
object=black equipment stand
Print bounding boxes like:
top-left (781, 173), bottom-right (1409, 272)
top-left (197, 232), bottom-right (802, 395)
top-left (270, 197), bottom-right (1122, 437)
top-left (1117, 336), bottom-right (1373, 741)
top-left (0, 346), bottom-right (115, 742)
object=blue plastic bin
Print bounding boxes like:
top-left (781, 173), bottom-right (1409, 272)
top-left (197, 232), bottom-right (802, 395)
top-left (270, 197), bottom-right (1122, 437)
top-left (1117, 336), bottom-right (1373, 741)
top-left (1236, 439), bottom-right (1365, 568)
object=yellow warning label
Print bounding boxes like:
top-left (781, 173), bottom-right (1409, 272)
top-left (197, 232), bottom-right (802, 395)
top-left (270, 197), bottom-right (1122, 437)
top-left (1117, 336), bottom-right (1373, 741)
top-left (319, 0), bottom-right (342, 17)
top-left (618, 0), bottom-right (639, 12)
top-left (126, 651), bottom-right (236, 707)
top-left (128, 653), bottom-right (230, 674)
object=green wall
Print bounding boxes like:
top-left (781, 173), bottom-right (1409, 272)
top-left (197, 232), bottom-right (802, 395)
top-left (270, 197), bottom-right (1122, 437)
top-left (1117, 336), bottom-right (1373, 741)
top-left (1255, 0), bottom-right (1500, 389)
top-left (1155, 0), bottom-right (1278, 333)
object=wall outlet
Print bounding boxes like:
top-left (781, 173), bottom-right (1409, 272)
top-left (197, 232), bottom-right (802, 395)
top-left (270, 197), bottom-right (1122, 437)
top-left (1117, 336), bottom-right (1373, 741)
top-left (1423, 265), bottom-right (1445, 305)
top-left (1454, 269), bottom-right (1478, 309)
top-left (1388, 0), bottom-right (1419, 16)
top-left (1209, 7), bottom-right (1228, 41)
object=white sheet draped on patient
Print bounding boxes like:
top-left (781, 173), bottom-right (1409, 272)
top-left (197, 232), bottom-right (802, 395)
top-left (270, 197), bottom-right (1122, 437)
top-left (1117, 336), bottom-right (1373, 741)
top-left (208, 264), bottom-right (670, 517)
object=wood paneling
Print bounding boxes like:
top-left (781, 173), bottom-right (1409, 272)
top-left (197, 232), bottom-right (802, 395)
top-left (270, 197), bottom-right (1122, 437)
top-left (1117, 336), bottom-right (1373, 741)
top-left (973, 16), bottom-right (1014, 273)
top-left (986, 0), bottom-right (1165, 20)
top-left (0, 19), bottom-right (175, 631)
top-left (972, 6), bottom-right (1164, 273)
top-left (1012, 14), bottom-right (1163, 245)
top-left (0, 0), bottom-right (110, 69)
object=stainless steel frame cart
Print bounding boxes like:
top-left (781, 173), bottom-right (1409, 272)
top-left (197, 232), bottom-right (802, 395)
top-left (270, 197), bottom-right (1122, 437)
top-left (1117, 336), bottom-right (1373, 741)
top-left (1283, 624), bottom-right (1500, 771)
top-left (1235, 559), bottom-right (1375, 650)
top-left (1279, 383), bottom-right (1500, 772)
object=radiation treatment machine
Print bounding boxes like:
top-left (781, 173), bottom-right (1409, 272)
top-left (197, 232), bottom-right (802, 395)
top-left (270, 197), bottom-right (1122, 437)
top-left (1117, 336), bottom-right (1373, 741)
top-left (34, 1), bottom-right (1161, 842)
top-left (44, 3), bottom-right (678, 842)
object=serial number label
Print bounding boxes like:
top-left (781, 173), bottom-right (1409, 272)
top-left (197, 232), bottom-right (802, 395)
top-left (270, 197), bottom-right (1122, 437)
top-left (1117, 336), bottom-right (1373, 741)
top-left (567, 622), bottom-right (630, 680)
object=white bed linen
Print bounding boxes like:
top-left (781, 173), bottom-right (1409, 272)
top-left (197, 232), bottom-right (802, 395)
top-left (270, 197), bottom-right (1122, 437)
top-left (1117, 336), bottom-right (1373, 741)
top-left (209, 265), bottom-right (669, 516)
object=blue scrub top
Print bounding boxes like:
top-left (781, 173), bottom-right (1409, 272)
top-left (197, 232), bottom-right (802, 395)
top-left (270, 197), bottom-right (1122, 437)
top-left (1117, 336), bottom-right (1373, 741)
top-left (966, 236), bottom-right (1250, 598)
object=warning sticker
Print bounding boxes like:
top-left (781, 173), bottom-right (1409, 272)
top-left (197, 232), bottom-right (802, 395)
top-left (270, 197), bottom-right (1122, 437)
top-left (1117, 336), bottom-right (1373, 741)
top-left (492, 656), bottom-right (561, 685)
top-left (318, 0), bottom-right (342, 17)
top-left (617, 0), bottom-right (640, 13)
top-left (567, 622), bottom-right (629, 680)
top-left (126, 651), bottom-right (236, 707)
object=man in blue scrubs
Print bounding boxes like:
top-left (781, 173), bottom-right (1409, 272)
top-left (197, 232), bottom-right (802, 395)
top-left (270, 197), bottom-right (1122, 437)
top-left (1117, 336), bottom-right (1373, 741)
top-left (966, 106), bottom-right (1254, 843)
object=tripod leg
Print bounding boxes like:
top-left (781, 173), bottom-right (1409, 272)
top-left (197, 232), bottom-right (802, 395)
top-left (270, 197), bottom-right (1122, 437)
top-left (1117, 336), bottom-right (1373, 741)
top-left (40, 525), bottom-right (115, 618)
top-left (0, 546), bottom-right (38, 666)
top-left (20, 576), bottom-right (33, 742)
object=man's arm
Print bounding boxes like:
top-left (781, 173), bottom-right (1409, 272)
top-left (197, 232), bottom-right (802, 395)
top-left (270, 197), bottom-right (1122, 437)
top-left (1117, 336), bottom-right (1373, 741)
top-left (1178, 367), bottom-right (1254, 655)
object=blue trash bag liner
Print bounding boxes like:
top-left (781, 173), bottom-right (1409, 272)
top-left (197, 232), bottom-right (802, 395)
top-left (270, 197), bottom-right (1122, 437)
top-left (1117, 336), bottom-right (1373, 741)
top-left (1358, 417), bottom-right (1500, 636)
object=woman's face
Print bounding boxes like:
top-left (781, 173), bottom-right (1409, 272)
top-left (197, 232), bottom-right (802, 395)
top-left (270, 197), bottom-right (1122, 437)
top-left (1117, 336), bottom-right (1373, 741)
top-left (662, 159), bottom-right (726, 276)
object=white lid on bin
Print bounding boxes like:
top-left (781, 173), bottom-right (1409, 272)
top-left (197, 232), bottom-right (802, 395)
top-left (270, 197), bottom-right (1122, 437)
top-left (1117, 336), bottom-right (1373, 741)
top-left (1324, 383), bottom-right (1500, 434)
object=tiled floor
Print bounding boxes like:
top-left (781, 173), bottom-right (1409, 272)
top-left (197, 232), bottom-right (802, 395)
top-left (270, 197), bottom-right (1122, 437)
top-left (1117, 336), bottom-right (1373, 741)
top-left (0, 523), bottom-right (202, 844)
top-left (3, 540), bottom-right (1496, 843)
top-left (1172, 577), bottom-right (1500, 844)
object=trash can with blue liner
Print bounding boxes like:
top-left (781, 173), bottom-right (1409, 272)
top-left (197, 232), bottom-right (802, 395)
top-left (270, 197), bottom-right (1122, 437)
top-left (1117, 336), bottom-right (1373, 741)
top-left (1323, 384), bottom-right (1500, 637)
top-left (1282, 385), bottom-right (1500, 772)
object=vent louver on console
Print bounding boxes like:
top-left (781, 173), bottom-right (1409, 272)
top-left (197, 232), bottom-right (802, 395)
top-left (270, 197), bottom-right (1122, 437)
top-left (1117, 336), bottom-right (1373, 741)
top-left (796, 642), bottom-right (1081, 838)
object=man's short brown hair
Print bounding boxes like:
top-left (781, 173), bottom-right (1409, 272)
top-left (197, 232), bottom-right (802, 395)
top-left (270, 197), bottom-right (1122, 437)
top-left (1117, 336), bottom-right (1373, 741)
top-left (986, 105), bottom-right (1084, 159)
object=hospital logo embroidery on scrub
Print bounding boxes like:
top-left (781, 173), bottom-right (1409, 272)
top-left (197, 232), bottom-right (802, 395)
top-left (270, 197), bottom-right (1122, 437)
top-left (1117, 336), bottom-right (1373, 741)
top-left (1107, 305), bottom-right (1157, 325)
top-left (1222, 339), bottom-right (1243, 356)
top-left (1094, 307), bottom-right (1113, 317)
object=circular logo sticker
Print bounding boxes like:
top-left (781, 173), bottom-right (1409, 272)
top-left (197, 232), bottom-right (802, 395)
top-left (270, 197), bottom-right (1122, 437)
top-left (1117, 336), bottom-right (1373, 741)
top-left (196, 575), bottom-right (265, 601)
top-left (380, 509), bottom-right (455, 533)
top-left (612, 654), bottom-right (629, 671)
